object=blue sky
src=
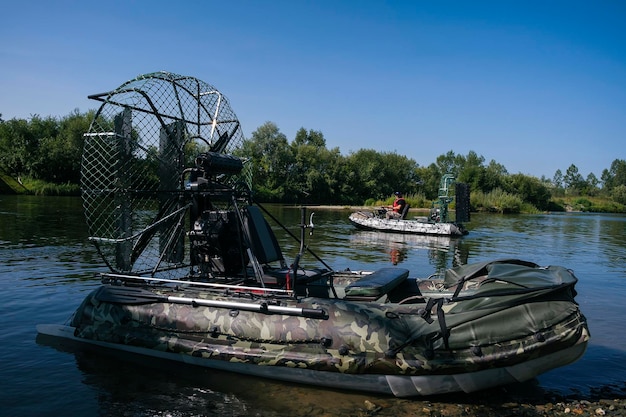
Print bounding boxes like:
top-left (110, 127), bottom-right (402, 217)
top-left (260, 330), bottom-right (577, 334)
top-left (1, 1), bottom-right (624, 179)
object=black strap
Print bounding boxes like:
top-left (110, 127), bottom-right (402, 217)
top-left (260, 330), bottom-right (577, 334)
top-left (451, 276), bottom-right (467, 299)
top-left (435, 299), bottom-right (450, 350)
top-left (419, 297), bottom-right (451, 350)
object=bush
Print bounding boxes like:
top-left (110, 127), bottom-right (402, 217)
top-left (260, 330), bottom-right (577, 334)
top-left (546, 200), bottom-right (566, 212)
top-left (471, 188), bottom-right (524, 213)
top-left (573, 198), bottom-right (593, 211)
top-left (364, 198), bottom-right (377, 206)
top-left (612, 185), bottom-right (626, 205)
top-left (550, 195), bottom-right (626, 213)
top-left (20, 178), bottom-right (80, 196)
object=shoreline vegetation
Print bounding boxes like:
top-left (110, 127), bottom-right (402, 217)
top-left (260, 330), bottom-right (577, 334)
top-left (1, 179), bottom-right (624, 215)
top-left (1, 114), bottom-right (625, 214)
top-left (351, 191), bottom-right (626, 214)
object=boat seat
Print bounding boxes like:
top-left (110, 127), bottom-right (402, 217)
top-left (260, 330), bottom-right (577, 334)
top-left (244, 205), bottom-right (329, 289)
top-left (344, 268), bottom-right (409, 301)
top-left (401, 203), bottom-right (410, 219)
top-left (244, 205), bottom-right (286, 267)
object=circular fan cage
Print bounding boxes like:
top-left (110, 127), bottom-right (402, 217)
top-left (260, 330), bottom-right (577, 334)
top-left (82, 71), bottom-right (252, 279)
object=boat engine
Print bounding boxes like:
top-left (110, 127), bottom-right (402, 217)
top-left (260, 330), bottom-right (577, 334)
top-left (186, 152), bottom-right (248, 276)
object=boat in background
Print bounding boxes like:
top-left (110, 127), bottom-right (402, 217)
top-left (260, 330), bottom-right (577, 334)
top-left (37, 72), bottom-right (588, 397)
top-left (349, 174), bottom-right (470, 236)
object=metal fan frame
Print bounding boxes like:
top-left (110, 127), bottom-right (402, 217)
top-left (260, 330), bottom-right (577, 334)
top-left (81, 71), bottom-right (250, 278)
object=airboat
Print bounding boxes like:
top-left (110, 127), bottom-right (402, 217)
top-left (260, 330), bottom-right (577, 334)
top-left (348, 175), bottom-right (470, 237)
top-left (37, 71), bottom-right (589, 397)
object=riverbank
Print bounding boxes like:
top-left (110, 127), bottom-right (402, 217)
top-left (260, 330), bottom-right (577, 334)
top-left (357, 388), bottom-right (626, 417)
top-left (278, 381), bottom-right (626, 417)
top-left (250, 375), bottom-right (626, 417)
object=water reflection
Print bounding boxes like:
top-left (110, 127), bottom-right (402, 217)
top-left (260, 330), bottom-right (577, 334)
top-left (390, 247), bottom-right (405, 265)
top-left (348, 230), bottom-right (469, 272)
top-left (0, 195), bottom-right (88, 247)
top-left (36, 332), bottom-right (381, 417)
top-left (265, 206), bottom-right (472, 275)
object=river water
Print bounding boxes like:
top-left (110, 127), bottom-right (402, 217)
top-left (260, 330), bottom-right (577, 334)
top-left (1, 195), bottom-right (625, 416)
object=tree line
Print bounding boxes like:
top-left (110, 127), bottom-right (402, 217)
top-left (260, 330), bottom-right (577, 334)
top-left (1, 112), bottom-right (625, 211)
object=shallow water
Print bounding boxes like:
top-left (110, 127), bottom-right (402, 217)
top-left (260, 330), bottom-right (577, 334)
top-left (1, 196), bottom-right (625, 416)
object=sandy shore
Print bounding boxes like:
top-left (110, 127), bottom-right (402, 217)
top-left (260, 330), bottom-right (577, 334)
top-left (282, 382), bottom-right (626, 417)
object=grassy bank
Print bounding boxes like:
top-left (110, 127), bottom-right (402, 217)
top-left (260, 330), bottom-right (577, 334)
top-left (367, 190), bottom-right (626, 214)
top-left (0, 171), bottom-right (29, 194)
top-left (18, 178), bottom-right (80, 196)
top-left (4, 179), bottom-right (626, 214)
top-left (551, 195), bottom-right (626, 213)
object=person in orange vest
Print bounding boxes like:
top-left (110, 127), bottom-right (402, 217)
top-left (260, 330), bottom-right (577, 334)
top-left (386, 192), bottom-right (406, 219)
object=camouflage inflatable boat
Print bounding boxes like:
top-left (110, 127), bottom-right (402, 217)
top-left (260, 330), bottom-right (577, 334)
top-left (37, 72), bottom-right (589, 397)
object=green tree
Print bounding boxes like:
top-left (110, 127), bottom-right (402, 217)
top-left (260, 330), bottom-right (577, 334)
top-left (344, 149), bottom-right (389, 202)
top-left (563, 164), bottom-right (585, 195)
top-left (482, 160), bottom-right (508, 192)
top-left (239, 122), bottom-right (292, 201)
top-left (415, 164), bottom-right (443, 200)
top-left (552, 169), bottom-right (564, 196)
top-left (289, 128), bottom-right (328, 202)
top-left (602, 159), bottom-right (626, 192)
top-left (611, 184), bottom-right (626, 205)
top-left (612, 160), bottom-right (626, 187)
top-left (344, 149), bottom-right (419, 204)
top-left (27, 115), bottom-right (60, 178)
top-left (292, 128), bottom-right (350, 204)
top-left (36, 110), bottom-right (92, 183)
top-left (293, 127), bottom-right (326, 148)
top-left (507, 174), bottom-right (551, 210)
top-left (380, 152), bottom-right (421, 197)
top-left (435, 150), bottom-right (463, 178)
top-left (456, 151), bottom-right (486, 192)
top-left (0, 117), bottom-right (41, 178)
top-left (584, 172), bottom-right (600, 196)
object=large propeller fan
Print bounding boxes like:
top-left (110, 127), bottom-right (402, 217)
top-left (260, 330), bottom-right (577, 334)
top-left (81, 71), bottom-right (251, 279)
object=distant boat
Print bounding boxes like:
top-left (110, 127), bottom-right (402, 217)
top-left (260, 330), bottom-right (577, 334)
top-left (349, 210), bottom-right (468, 236)
top-left (349, 174), bottom-right (470, 237)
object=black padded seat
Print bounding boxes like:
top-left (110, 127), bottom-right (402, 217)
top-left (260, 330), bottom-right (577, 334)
top-left (344, 268), bottom-right (409, 300)
top-left (245, 205), bottom-right (285, 266)
top-left (401, 203), bottom-right (410, 219)
top-left (244, 205), bottom-right (330, 290)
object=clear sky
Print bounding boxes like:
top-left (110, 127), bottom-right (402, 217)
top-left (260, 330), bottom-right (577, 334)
top-left (1, 0), bottom-right (624, 179)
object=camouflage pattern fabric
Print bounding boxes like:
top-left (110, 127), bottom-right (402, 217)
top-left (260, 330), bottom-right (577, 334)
top-left (71, 261), bottom-right (589, 377)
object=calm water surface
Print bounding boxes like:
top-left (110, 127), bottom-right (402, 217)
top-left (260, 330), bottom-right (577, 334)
top-left (1, 196), bottom-right (625, 416)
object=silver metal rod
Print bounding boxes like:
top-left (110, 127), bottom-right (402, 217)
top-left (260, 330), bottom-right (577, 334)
top-left (165, 295), bottom-right (326, 318)
top-left (102, 273), bottom-right (293, 295)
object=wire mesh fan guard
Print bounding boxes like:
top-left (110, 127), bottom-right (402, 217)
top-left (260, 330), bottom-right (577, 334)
top-left (81, 71), bottom-right (250, 278)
